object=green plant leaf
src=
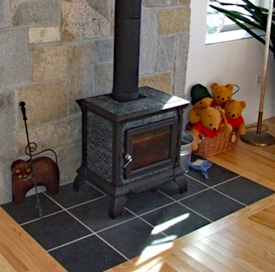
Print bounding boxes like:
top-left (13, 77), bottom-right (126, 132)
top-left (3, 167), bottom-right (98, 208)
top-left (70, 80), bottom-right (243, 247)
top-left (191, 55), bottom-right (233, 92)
top-left (209, 0), bottom-right (274, 55)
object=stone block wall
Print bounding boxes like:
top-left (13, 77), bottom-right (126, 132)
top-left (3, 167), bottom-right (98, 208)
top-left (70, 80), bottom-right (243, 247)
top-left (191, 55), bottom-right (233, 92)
top-left (0, 0), bottom-right (190, 204)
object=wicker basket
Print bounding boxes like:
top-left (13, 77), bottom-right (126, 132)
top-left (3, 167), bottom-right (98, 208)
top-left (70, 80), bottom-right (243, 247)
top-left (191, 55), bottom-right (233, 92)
top-left (193, 130), bottom-right (239, 157)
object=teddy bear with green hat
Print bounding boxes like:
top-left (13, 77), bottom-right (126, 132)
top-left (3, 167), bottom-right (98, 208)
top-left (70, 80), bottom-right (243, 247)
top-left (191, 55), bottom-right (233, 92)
top-left (188, 84), bottom-right (213, 125)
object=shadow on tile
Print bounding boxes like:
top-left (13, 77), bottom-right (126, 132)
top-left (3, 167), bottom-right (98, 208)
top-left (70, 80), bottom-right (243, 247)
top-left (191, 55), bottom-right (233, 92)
top-left (50, 235), bottom-right (127, 272)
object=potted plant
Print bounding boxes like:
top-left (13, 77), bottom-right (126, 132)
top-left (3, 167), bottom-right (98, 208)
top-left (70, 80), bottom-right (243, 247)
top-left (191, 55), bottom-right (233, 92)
top-left (210, 0), bottom-right (275, 146)
top-left (209, 0), bottom-right (275, 55)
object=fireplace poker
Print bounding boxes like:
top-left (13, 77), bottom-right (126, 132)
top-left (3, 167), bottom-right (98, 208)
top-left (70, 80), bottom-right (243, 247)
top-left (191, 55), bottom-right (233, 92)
top-left (20, 101), bottom-right (43, 218)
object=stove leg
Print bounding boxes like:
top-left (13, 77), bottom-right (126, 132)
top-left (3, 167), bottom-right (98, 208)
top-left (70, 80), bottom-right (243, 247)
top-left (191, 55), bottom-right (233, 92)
top-left (174, 175), bottom-right (187, 194)
top-left (107, 195), bottom-right (128, 218)
top-left (73, 174), bottom-right (85, 192)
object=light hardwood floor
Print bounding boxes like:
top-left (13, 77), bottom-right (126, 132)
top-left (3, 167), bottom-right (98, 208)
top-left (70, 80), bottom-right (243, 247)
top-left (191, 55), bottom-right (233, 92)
top-left (106, 117), bottom-right (275, 272)
top-left (0, 118), bottom-right (274, 272)
top-left (206, 117), bottom-right (275, 191)
top-left (0, 206), bottom-right (67, 272)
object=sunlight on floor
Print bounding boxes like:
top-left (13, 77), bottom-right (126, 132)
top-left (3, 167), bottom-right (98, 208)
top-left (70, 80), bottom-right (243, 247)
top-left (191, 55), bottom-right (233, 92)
top-left (151, 213), bottom-right (190, 235)
top-left (136, 213), bottom-right (190, 266)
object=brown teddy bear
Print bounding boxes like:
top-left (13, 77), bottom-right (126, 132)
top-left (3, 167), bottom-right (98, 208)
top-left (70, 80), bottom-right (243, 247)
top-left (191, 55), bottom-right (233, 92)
top-left (210, 82), bottom-right (234, 109)
top-left (191, 106), bottom-right (232, 150)
top-left (188, 84), bottom-right (213, 125)
top-left (224, 100), bottom-right (246, 135)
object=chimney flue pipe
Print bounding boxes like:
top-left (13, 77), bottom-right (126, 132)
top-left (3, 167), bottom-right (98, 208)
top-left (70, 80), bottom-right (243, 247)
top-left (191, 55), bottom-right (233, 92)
top-left (112, 0), bottom-right (142, 102)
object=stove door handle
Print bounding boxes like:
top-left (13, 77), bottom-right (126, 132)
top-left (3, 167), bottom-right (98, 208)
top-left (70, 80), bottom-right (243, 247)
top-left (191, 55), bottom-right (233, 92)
top-left (122, 154), bottom-right (132, 169)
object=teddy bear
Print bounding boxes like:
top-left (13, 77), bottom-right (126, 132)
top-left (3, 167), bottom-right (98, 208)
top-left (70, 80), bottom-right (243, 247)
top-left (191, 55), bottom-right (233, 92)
top-left (224, 100), bottom-right (246, 135)
top-left (188, 84), bottom-right (213, 125)
top-left (191, 106), bottom-right (232, 150)
top-left (210, 82), bottom-right (234, 109)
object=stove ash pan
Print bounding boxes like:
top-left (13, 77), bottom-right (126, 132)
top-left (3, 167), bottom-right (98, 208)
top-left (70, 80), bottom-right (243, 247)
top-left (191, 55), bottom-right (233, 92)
top-left (73, 87), bottom-right (190, 218)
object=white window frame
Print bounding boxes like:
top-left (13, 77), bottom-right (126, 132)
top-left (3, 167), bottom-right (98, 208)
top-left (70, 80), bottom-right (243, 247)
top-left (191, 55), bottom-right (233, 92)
top-left (206, 0), bottom-right (267, 44)
top-left (221, 0), bottom-right (266, 32)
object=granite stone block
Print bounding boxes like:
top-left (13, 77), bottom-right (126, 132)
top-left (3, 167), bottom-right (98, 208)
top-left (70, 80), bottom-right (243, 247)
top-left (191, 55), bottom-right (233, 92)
top-left (32, 46), bottom-right (68, 82)
top-left (139, 10), bottom-right (158, 75)
top-left (17, 115), bottom-right (81, 155)
top-left (95, 39), bottom-right (114, 64)
top-left (0, 90), bottom-right (17, 204)
top-left (158, 8), bottom-right (190, 35)
top-left (0, 0), bottom-right (10, 28)
top-left (143, 0), bottom-right (179, 7)
top-left (86, 0), bottom-right (111, 19)
top-left (28, 26), bottom-right (61, 44)
top-left (157, 36), bottom-right (176, 72)
top-left (67, 43), bottom-right (95, 113)
top-left (0, 91), bottom-right (17, 156)
top-left (173, 33), bottom-right (189, 97)
top-left (11, 0), bottom-right (60, 26)
top-left (18, 81), bottom-right (68, 128)
top-left (0, 29), bottom-right (31, 88)
top-left (95, 62), bottom-right (113, 95)
top-left (62, 0), bottom-right (110, 41)
top-left (179, 0), bottom-right (190, 5)
top-left (139, 73), bottom-right (172, 94)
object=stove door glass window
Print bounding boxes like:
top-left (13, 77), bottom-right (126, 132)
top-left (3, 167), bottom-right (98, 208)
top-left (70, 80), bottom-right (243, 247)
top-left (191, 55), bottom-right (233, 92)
top-left (125, 118), bottom-right (177, 178)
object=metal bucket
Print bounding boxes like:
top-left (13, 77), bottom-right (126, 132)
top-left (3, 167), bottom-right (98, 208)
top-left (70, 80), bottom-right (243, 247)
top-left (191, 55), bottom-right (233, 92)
top-left (180, 131), bottom-right (194, 173)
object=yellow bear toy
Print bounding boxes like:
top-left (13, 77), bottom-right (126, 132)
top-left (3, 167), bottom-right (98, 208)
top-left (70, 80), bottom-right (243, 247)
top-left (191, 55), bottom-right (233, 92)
top-left (210, 82), bottom-right (234, 109)
top-left (224, 100), bottom-right (246, 135)
top-left (191, 106), bottom-right (232, 150)
top-left (188, 84), bottom-right (213, 124)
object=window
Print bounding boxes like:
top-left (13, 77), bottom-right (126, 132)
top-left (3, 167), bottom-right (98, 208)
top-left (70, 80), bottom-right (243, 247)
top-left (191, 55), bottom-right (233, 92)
top-left (206, 0), bottom-right (267, 43)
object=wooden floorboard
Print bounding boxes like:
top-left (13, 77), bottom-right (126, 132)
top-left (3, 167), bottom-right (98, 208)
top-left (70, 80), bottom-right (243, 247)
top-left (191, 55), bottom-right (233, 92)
top-left (0, 206), bottom-right (67, 272)
top-left (206, 117), bottom-right (275, 190)
top-left (106, 117), bottom-right (275, 272)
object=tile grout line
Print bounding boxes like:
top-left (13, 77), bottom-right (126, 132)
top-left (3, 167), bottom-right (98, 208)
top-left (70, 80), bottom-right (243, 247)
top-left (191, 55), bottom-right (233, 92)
top-left (157, 189), bottom-right (213, 223)
top-left (47, 233), bottom-right (95, 253)
top-left (65, 195), bottom-right (106, 210)
top-left (20, 209), bottom-right (64, 226)
top-left (211, 187), bottom-right (247, 207)
top-left (181, 174), bottom-right (247, 207)
top-left (177, 201), bottom-right (213, 223)
top-left (211, 175), bottom-right (241, 188)
top-left (158, 187), bottom-right (211, 202)
top-left (94, 215), bottom-right (138, 235)
top-left (129, 200), bottom-right (177, 218)
top-left (184, 172), bottom-right (241, 188)
top-left (44, 193), bottom-right (130, 261)
top-left (20, 194), bottom-right (107, 226)
top-left (157, 176), bottom-right (247, 221)
top-left (184, 174), bottom-right (248, 207)
top-left (181, 173), bottom-right (248, 206)
top-left (42, 192), bottom-right (142, 237)
top-left (85, 181), bottom-right (107, 196)
top-left (17, 172), bottom-right (245, 229)
top-left (123, 207), bottom-right (169, 238)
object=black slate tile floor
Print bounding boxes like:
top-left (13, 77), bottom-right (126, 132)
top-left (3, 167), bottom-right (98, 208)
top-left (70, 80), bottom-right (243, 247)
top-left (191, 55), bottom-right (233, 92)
top-left (2, 163), bottom-right (274, 272)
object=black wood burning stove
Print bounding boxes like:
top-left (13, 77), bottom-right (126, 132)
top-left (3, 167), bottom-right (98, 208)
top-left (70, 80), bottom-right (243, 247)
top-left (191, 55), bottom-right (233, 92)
top-left (73, 0), bottom-right (190, 218)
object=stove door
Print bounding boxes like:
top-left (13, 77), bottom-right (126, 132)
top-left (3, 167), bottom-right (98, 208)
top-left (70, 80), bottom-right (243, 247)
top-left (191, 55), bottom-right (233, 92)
top-left (124, 118), bottom-right (178, 179)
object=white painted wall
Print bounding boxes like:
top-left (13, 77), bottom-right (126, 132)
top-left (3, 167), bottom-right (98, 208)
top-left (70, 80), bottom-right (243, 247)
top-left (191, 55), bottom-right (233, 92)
top-left (185, 0), bottom-right (275, 125)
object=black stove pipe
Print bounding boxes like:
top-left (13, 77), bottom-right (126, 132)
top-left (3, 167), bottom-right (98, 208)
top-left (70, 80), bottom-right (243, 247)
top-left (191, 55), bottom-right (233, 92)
top-left (112, 0), bottom-right (142, 102)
